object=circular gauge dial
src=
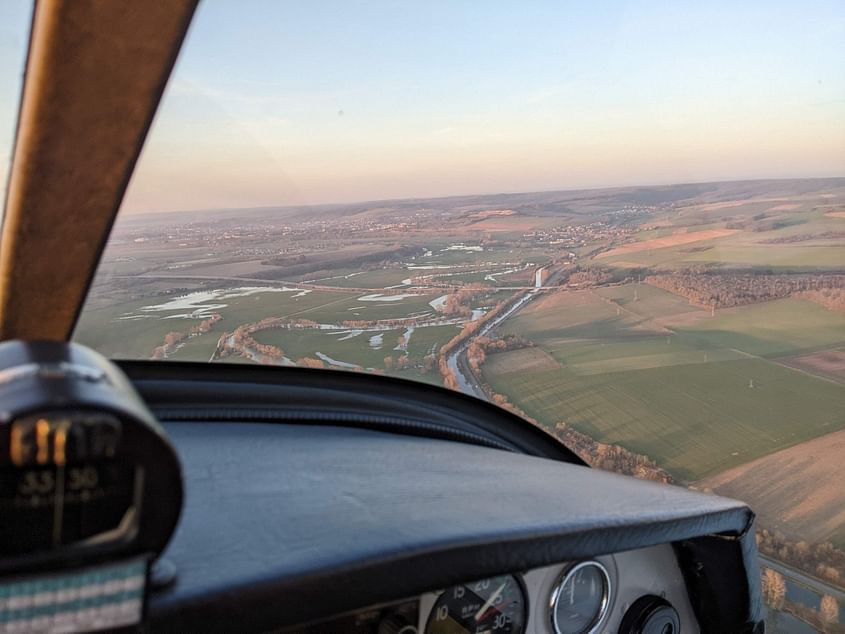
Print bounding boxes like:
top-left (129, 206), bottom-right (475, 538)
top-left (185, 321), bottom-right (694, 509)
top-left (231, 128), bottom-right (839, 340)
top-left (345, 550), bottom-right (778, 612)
top-left (425, 574), bottom-right (526, 634)
top-left (550, 561), bottom-right (611, 634)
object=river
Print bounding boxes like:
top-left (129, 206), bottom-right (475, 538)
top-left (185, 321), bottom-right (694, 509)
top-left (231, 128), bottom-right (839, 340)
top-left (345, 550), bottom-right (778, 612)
top-left (446, 290), bottom-right (540, 399)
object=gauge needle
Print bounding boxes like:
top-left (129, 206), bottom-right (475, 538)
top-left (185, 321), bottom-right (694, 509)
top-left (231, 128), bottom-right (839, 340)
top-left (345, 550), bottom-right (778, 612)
top-left (474, 582), bottom-right (506, 622)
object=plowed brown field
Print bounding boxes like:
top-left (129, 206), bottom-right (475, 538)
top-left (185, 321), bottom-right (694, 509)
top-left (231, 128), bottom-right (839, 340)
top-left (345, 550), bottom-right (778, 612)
top-left (698, 429), bottom-right (845, 543)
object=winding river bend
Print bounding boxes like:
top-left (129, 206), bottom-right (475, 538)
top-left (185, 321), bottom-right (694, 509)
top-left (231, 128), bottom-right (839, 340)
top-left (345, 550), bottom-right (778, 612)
top-left (447, 289), bottom-right (540, 399)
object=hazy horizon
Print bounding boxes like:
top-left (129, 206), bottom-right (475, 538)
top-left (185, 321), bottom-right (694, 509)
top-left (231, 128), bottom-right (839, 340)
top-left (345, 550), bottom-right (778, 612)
top-left (116, 174), bottom-right (845, 219)
top-left (2, 1), bottom-right (844, 215)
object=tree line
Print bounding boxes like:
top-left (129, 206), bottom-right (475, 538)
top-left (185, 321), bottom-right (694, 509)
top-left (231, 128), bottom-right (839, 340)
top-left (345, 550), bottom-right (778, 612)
top-left (759, 230), bottom-right (845, 244)
top-left (757, 528), bottom-right (845, 588)
top-left (437, 294), bottom-right (524, 390)
top-left (465, 335), bottom-right (534, 375)
top-left (151, 313), bottom-right (222, 359)
top-left (647, 271), bottom-right (845, 309)
top-left (794, 288), bottom-right (845, 314)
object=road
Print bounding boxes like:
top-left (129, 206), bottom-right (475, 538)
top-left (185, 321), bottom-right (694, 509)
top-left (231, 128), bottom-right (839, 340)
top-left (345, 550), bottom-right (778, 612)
top-left (760, 555), bottom-right (845, 602)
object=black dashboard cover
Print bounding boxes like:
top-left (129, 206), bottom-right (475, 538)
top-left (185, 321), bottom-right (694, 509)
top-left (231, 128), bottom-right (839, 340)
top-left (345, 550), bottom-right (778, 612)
top-left (119, 362), bottom-right (762, 634)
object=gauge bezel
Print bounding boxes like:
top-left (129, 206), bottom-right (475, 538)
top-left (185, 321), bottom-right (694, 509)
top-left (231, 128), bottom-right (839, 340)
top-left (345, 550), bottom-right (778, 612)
top-left (424, 572), bottom-right (529, 634)
top-left (548, 560), bottom-right (611, 634)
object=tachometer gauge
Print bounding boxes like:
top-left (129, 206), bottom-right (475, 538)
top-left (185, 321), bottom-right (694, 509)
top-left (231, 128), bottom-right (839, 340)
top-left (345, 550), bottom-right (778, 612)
top-left (549, 561), bottom-right (611, 634)
top-left (425, 574), bottom-right (526, 634)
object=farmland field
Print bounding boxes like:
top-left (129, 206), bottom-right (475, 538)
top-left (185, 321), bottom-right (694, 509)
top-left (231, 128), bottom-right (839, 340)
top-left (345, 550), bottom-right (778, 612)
top-left (304, 268), bottom-right (412, 288)
top-left (75, 288), bottom-right (360, 358)
top-left (676, 297), bottom-right (845, 358)
top-left (594, 283), bottom-right (700, 319)
top-left (485, 353), bottom-right (845, 481)
top-left (698, 428), bottom-right (845, 546)
top-left (600, 215), bottom-right (845, 271)
top-left (252, 328), bottom-right (406, 369)
top-left (603, 243), bottom-right (845, 270)
top-left (74, 286), bottom-right (442, 359)
top-left (778, 348), bottom-right (845, 383)
top-left (500, 290), bottom-right (638, 337)
top-left (167, 332), bottom-right (219, 362)
top-left (486, 286), bottom-right (845, 481)
top-left (596, 228), bottom-right (739, 259)
top-left (252, 321), bottom-right (460, 369)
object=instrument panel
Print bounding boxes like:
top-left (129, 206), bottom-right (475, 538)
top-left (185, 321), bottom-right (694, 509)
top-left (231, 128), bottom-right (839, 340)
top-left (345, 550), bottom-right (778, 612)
top-left (287, 544), bottom-right (697, 634)
top-left (419, 544), bottom-right (696, 634)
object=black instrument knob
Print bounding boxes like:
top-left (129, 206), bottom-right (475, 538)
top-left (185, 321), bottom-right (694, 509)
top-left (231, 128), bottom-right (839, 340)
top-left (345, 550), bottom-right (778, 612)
top-left (619, 595), bottom-right (681, 634)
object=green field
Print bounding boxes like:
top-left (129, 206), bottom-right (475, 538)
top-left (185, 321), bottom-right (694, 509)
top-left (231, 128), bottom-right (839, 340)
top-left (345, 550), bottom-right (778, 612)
top-left (74, 286), bottom-right (440, 359)
top-left (249, 323), bottom-right (451, 388)
top-left (168, 332), bottom-right (219, 362)
top-left (594, 283), bottom-right (699, 318)
top-left (422, 246), bottom-right (548, 267)
top-left (485, 358), bottom-right (845, 480)
top-left (831, 525), bottom-right (845, 552)
top-left (679, 298), bottom-right (845, 358)
top-left (603, 242), bottom-right (845, 270)
top-left (253, 321), bottom-right (461, 369)
top-left (556, 342), bottom-right (746, 376)
top-left (680, 244), bottom-right (845, 269)
top-left (486, 286), bottom-right (845, 481)
top-left (421, 271), bottom-right (495, 285)
top-left (253, 328), bottom-right (403, 368)
top-left (500, 291), bottom-right (632, 337)
top-left (601, 213), bottom-right (845, 272)
top-left (405, 324), bottom-right (462, 357)
top-left (305, 268), bottom-right (412, 288)
top-left (75, 288), bottom-right (356, 359)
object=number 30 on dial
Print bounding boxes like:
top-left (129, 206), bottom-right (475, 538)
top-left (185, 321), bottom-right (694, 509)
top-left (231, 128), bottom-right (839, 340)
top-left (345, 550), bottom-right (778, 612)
top-left (425, 574), bottom-right (526, 634)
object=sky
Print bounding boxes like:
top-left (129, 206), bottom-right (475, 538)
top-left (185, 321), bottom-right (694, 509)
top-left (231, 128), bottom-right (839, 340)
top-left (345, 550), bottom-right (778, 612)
top-left (1, 1), bottom-right (844, 214)
top-left (0, 0), bottom-right (29, 208)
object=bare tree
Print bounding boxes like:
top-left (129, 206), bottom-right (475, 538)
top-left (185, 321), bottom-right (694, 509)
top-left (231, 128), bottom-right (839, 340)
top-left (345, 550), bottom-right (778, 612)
top-left (761, 568), bottom-right (786, 611)
top-left (820, 594), bottom-right (839, 628)
top-left (296, 357), bottom-right (326, 369)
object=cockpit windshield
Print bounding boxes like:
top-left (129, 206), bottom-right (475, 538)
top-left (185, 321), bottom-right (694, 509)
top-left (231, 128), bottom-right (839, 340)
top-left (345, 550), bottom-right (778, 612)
top-left (1, 2), bottom-right (841, 631)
